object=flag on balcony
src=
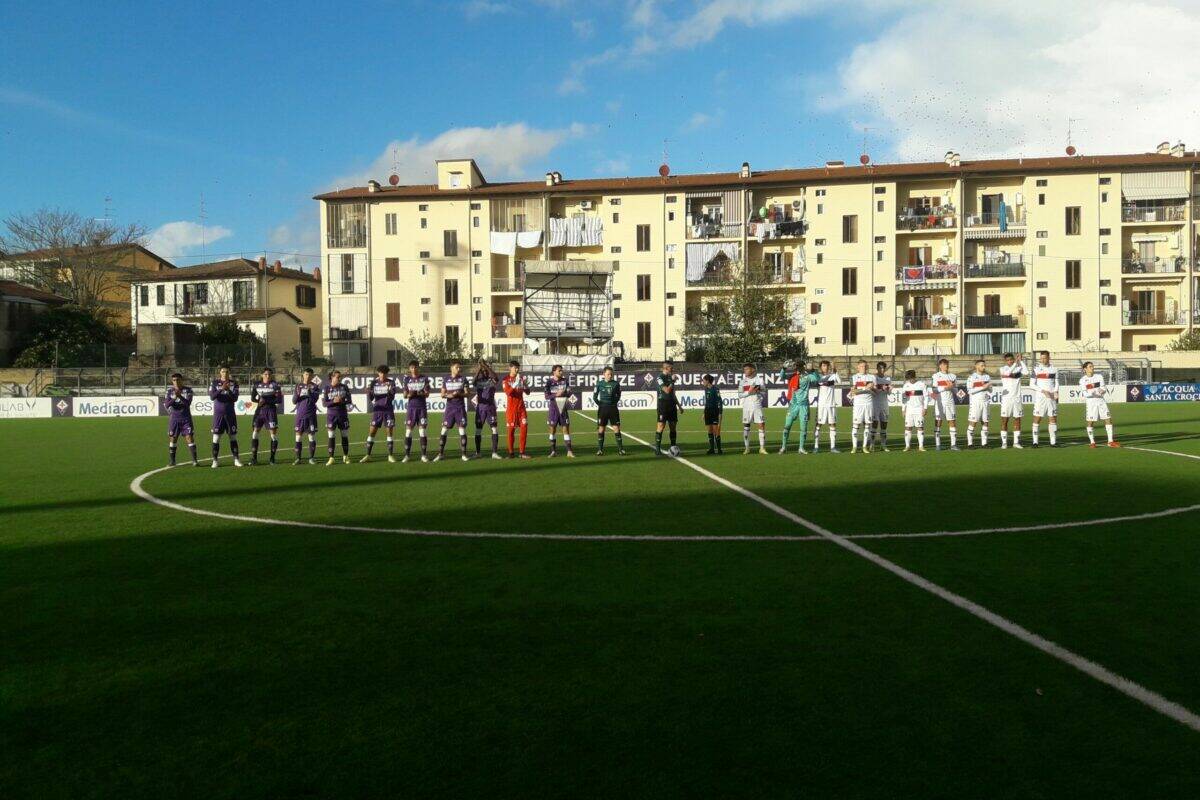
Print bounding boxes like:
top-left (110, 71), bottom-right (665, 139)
top-left (999, 200), bottom-right (1007, 233)
top-left (903, 266), bottom-right (926, 285)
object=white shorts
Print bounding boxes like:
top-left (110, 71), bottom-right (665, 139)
top-left (741, 405), bottom-right (764, 425)
top-left (852, 404), bottom-right (874, 425)
top-left (931, 394), bottom-right (956, 422)
top-left (1033, 394), bottom-right (1058, 418)
top-left (817, 405), bottom-right (837, 425)
top-left (968, 396), bottom-right (989, 423)
top-left (872, 400), bottom-right (890, 423)
top-left (904, 408), bottom-right (926, 428)
top-left (1085, 398), bottom-right (1111, 422)
top-left (1000, 390), bottom-right (1023, 418)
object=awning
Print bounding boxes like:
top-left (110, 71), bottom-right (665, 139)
top-left (1121, 170), bottom-right (1189, 201)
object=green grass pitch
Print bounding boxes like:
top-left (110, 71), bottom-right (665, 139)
top-left (2, 403), bottom-right (1199, 798)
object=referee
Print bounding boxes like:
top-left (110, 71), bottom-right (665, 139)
top-left (654, 359), bottom-right (682, 455)
top-left (593, 366), bottom-right (625, 455)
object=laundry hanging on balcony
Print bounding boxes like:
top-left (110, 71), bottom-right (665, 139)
top-left (516, 230), bottom-right (542, 249)
top-left (490, 231), bottom-right (518, 256)
top-left (685, 242), bottom-right (740, 282)
top-left (548, 216), bottom-right (603, 247)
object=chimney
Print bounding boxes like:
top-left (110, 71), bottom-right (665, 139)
top-left (312, 266), bottom-right (321, 281)
top-left (553, 171), bottom-right (563, 185)
top-left (1171, 141), bottom-right (1186, 157)
top-left (1157, 141), bottom-right (1171, 155)
top-left (257, 256), bottom-right (267, 272)
top-left (545, 172), bottom-right (554, 186)
top-left (273, 259), bottom-right (283, 274)
top-left (367, 179), bottom-right (380, 192)
top-left (740, 161), bottom-right (751, 179)
top-left (945, 150), bottom-right (956, 165)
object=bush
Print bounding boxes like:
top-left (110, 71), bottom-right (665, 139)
top-left (1166, 330), bottom-right (1200, 351)
top-left (12, 305), bottom-right (115, 367)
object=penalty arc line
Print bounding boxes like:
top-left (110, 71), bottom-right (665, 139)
top-left (578, 412), bottom-right (1200, 733)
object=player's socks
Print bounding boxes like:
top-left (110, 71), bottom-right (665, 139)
top-left (917, 430), bottom-right (925, 449)
top-left (654, 430), bottom-right (663, 452)
top-left (1087, 426), bottom-right (1096, 444)
top-left (507, 427), bottom-right (515, 454)
top-left (780, 426), bottom-right (790, 449)
top-left (549, 434), bottom-right (558, 455)
top-left (741, 425), bottom-right (750, 450)
top-left (438, 429), bottom-right (448, 456)
top-left (459, 428), bottom-right (468, 454)
top-left (1031, 423), bottom-right (1040, 444)
top-left (491, 429), bottom-right (500, 454)
top-left (387, 436), bottom-right (394, 455)
top-left (270, 436), bottom-right (278, 463)
top-left (829, 428), bottom-right (837, 449)
top-left (1013, 430), bottom-right (1021, 446)
top-left (967, 427), bottom-right (974, 447)
top-left (405, 433), bottom-right (414, 456)
top-left (308, 436), bottom-right (317, 460)
top-left (904, 429), bottom-right (912, 448)
top-left (365, 436), bottom-right (375, 456)
top-left (851, 426), bottom-right (859, 450)
top-left (670, 427), bottom-right (678, 447)
top-left (707, 432), bottom-right (715, 452)
top-left (1106, 423), bottom-right (1115, 443)
top-left (295, 440), bottom-right (303, 460)
top-left (812, 426), bottom-right (821, 451)
top-left (419, 428), bottom-right (428, 456)
top-left (934, 428), bottom-right (941, 449)
top-left (981, 425), bottom-right (988, 446)
top-left (169, 444), bottom-right (177, 466)
top-left (949, 428), bottom-right (958, 448)
top-left (475, 432), bottom-right (483, 455)
top-left (756, 429), bottom-right (764, 450)
top-left (328, 434), bottom-right (336, 457)
top-left (715, 435), bottom-right (723, 453)
top-left (599, 430), bottom-right (606, 451)
top-left (614, 431), bottom-right (624, 451)
top-left (212, 435), bottom-right (221, 462)
top-left (341, 435), bottom-right (349, 456)
top-left (230, 439), bottom-right (240, 459)
top-left (188, 443), bottom-right (198, 463)
top-left (1000, 430), bottom-right (1008, 446)
top-left (1048, 423), bottom-right (1057, 445)
top-left (564, 433), bottom-right (573, 454)
top-left (251, 435), bottom-right (259, 462)
top-left (519, 425), bottom-right (528, 454)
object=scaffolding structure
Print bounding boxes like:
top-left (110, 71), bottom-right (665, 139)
top-left (521, 261), bottom-right (614, 370)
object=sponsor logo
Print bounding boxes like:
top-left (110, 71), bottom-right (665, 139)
top-left (1130, 382), bottom-right (1200, 402)
top-left (0, 398), bottom-right (51, 419)
top-left (74, 396), bottom-right (159, 417)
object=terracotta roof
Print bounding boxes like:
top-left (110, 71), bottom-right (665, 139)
top-left (230, 307), bottom-right (302, 324)
top-left (314, 151), bottom-right (1200, 202)
top-left (3, 242), bottom-right (176, 268)
top-left (0, 280), bottom-right (70, 304)
top-left (132, 258), bottom-right (319, 284)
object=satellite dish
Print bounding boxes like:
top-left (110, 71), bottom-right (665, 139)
top-left (860, 154), bottom-right (870, 165)
top-left (658, 164), bottom-right (670, 177)
top-left (1065, 145), bottom-right (1077, 156)
top-left (388, 174), bottom-right (400, 186)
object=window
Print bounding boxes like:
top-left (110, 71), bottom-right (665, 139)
top-left (815, 189), bottom-right (826, 196)
top-left (814, 238), bottom-right (826, 246)
top-left (1099, 330), bottom-right (1111, 339)
top-left (295, 285), bottom-right (317, 309)
top-left (1038, 193), bottom-right (1045, 206)
top-left (665, 195), bottom-right (677, 203)
top-left (1099, 228), bottom-right (1111, 236)
top-left (1037, 332), bottom-right (1048, 341)
top-left (325, 202), bottom-right (366, 248)
top-left (139, 285), bottom-right (149, 306)
top-left (636, 321), bottom-right (651, 348)
top-left (470, 202), bottom-right (481, 210)
top-left (610, 246), bottom-right (622, 253)
top-left (1036, 231), bottom-right (1048, 239)
top-left (1066, 311), bottom-right (1082, 341)
top-left (636, 224), bottom-right (651, 251)
top-left (636, 274), bottom-right (651, 300)
top-left (1101, 192), bottom-right (1108, 203)
top-left (814, 337), bottom-right (826, 345)
top-left (810, 302), bottom-right (821, 314)
top-left (1036, 179), bottom-right (1048, 187)
top-left (876, 251), bottom-right (883, 261)
top-left (874, 286), bottom-right (886, 294)
top-left (445, 325), bottom-right (460, 349)
top-left (473, 216), bottom-right (480, 228)
top-left (1101, 242), bottom-right (1108, 255)
top-left (475, 310), bottom-right (481, 322)
top-left (876, 200), bottom-right (884, 212)
top-left (443, 230), bottom-right (458, 257)
top-left (385, 213), bottom-right (397, 235)
top-left (449, 172), bottom-right (463, 188)
top-left (386, 303), bottom-right (401, 327)
top-left (667, 305), bottom-right (674, 317)
top-left (983, 294), bottom-right (1001, 315)
top-left (876, 300), bottom-right (883, 312)
top-left (444, 279), bottom-right (459, 305)
top-left (1038, 296), bottom-right (1047, 308)
top-left (232, 280), bottom-right (254, 311)
top-left (420, 297), bottom-right (431, 304)
top-left (841, 317), bottom-right (858, 345)
top-left (668, 211), bottom-right (675, 222)
top-left (1065, 206), bottom-right (1081, 235)
top-left (1099, 279), bottom-right (1111, 287)
top-left (874, 335), bottom-right (886, 343)
top-left (1038, 245), bottom-right (1047, 256)
top-left (1065, 260), bottom-right (1081, 289)
top-left (419, 204), bottom-right (428, 211)
top-left (420, 218), bottom-right (427, 229)
top-left (1099, 177), bottom-right (1111, 185)
top-left (1101, 294), bottom-right (1116, 306)
top-left (874, 235), bottom-right (886, 243)
top-left (299, 328), bottom-right (312, 361)
top-left (420, 264), bottom-right (427, 276)
top-left (841, 267), bottom-right (858, 295)
top-left (665, 292), bottom-right (676, 299)
top-left (817, 203), bottom-right (824, 214)
top-left (419, 250), bottom-right (430, 258)
top-left (613, 308), bottom-right (620, 318)
top-left (156, 285), bottom-right (164, 305)
top-left (612, 212), bottom-right (620, 224)
top-left (385, 257), bottom-right (400, 281)
top-left (609, 198), bottom-right (621, 205)
top-left (667, 257), bottom-right (675, 270)
top-left (816, 253), bottom-right (823, 265)
top-left (874, 186), bottom-right (886, 194)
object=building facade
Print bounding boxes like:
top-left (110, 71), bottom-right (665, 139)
top-left (315, 149), bottom-right (1200, 364)
top-left (129, 257), bottom-right (324, 364)
top-left (0, 280), bottom-right (69, 366)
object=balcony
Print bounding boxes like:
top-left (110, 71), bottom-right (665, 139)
top-left (964, 259), bottom-right (1027, 279)
top-left (1121, 257), bottom-right (1187, 275)
top-left (491, 323), bottom-right (523, 339)
top-left (747, 216), bottom-right (807, 241)
top-left (1123, 309), bottom-right (1186, 326)
top-left (687, 217), bottom-right (742, 239)
top-left (175, 298), bottom-right (257, 317)
top-left (964, 314), bottom-right (1022, 329)
top-left (897, 314), bottom-right (958, 331)
top-left (687, 268), bottom-right (738, 287)
top-left (896, 210), bottom-right (956, 232)
top-left (963, 209), bottom-right (1026, 239)
top-left (491, 277), bottom-right (525, 292)
top-left (746, 266), bottom-right (804, 286)
top-left (896, 263), bottom-right (961, 286)
top-left (1122, 203), bottom-right (1187, 224)
top-left (328, 326), bottom-right (368, 341)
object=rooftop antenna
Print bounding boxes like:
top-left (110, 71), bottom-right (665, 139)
top-left (658, 138), bottom-right (671, 178)
top-left (93, 195), bottom-right (114, 226)
top-left (1066, 118), bottom-right (1081, 156)
top-left (388, 146), bottom-right (401, 186)
top-left (199, 193), bottom-right (208, 259)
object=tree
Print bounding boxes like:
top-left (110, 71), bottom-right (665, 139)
top-left (12, 305), bottom-right (115, 367)
top-left (196, 317), bottom-right (266, 366)
top-left (404, 330), bottom-right (465, 364)
top-left (1166, 329), bottom-right (1200, 351)
top-left (1, 208), bottom-right (146, 319)
top-left (677, 260), bottom-right (807, 364)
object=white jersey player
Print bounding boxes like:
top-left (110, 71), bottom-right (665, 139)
top-left (812, 360), bottom-right (840, 453)
top-left (738, 363), bottom-right (767, 454)
top-left (871, 362), bottom-right (892, 452)
top-left (849, 359), bottom-right (875, 454)
top-left (965, 360), bottom-right (991, 448)
top-left (929, 358), bottom-right (959, 450)
top-left (998, 352), bottom-right (1026, 449)
top-left (1030, 351), bottom-right (1059, 447)
top-left (900, 370), bottom-right (928, 451)
top-left (1079, 362), bottom-right (1120, 448)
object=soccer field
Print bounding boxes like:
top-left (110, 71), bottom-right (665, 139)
top-left (3, 403), bottom-right (1199, 797)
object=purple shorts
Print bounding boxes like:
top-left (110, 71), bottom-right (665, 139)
top-left (442, 403), bottom-right (467, 429)
top-left (474, 403), bottom-right (497, 427)
top-left (405, 403), bottom-right (428, 428)
top-left (326, 411), bottom-right (350, 431)
top-left (547, 399), bottom-right (571, 427)
top-left (253, 405), bottom-right (278, 430)
top-left (295, 413), bottom-right (317, 434)
top-left (371, 408), bottom-right (396, 428)
top-left (212, 412), bottom-right (238, 436)
top-left (168, 416), bottom-right (194, 437)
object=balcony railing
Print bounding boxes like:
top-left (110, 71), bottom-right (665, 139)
top-left (491, 277), bottom-right (525, 292)
top-left (687, 218), bottom-right (742, 239)
top-left (964, 209), bottom-right (1026, 228)
top-left (328, 326), bottom-right (368, 341)
top-left (175, 299), bottom-right (257, 317)
top-left (897, 314), bottom-right (958, 331)
top-left (746, 267), bottom-right (804, 286)
top-left (896, 263), bottom-right (961, 284)
top-left (1123, 309), bottom-right (1186, 325)
top-left (964, 314), bottom-right (1021, 329)
top-left (687, 269), bottom-right (738, 287)
top-left (897, 211), bottom-right (956, 231)
top-left (747, 218), bottom-right (807, 240)
top-left (1122, 204), bottom-right (1187, 223)
top-left (965, 260), bottom-right (1027, 279)
top-left (1121, 257), bottom-right (1187, 274)
top-left (491, 323), bottom-right (523, 339)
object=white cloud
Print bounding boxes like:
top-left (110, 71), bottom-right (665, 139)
top-left (594, 157), bottom-right (631, 175)
top-left (144, 221), bottom-right (232, 258)
top-left (682, 111), bottom-right (721, 132)
top-left (572, 18), bottom-right (595, 38)
top-left (331, 121), bottom-right (590, 188)
top-left (464, 1), bottom-right (510, 19)
top-left (268, 217), bottom-right (321, 270)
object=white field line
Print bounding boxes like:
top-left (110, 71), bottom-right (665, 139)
top-left (576, 412), bottom-right (1200, 733)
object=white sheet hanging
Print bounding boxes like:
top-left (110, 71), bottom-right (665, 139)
top-left (516, 230), bottom-right (542, 249)
top-left (490, 231), bottom-right (518, 256)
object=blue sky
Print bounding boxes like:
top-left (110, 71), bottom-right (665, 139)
top-left (3, 0), bottom-right (1198, 268)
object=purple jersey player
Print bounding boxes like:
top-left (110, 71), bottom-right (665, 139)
top-left (208, 366), bottom-right (243, 468)
top-left (544, 364), bottom-right (575, 457)
top-left (472, 360), bottom-right (502, 459)
top-left (249, 367), bottom-right (282, 465)
top-left (292, 368), bottom-right (321, 464)
top-left (401, 360), bottom-right (430, 462)
top-left (361, 365), bottom-right (398, 463)
top-left (165, 373), bottom-right (199, 466)
top-left (436, 359), bottom-right (470, 462)
top-left (323, 369), bottom-right (352, 465)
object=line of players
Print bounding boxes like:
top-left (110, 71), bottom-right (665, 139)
top-left (160, 351), bottom-right (1120, 467)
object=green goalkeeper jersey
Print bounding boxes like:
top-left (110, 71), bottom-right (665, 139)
top-left (791, 371), bottom-right (818, 408)
top-left (593, 377), bottom-right (621, 405)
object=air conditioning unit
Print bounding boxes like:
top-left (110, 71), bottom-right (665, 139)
top-left (580, 200), bottom-right (594, 210)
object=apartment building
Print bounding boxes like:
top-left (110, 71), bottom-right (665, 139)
top-left (315, 147), bottom-right (1200, 364)
top-left (129, 257), bottom-right (323, 364)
